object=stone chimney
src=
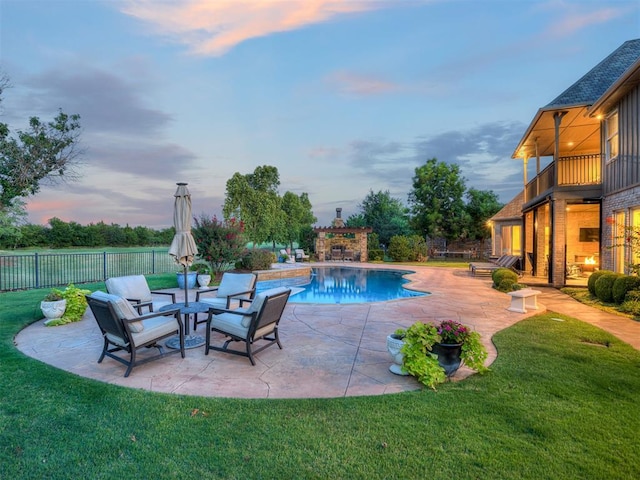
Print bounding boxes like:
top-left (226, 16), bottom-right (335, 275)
top-left (332, 207), bottom-right (345, 227)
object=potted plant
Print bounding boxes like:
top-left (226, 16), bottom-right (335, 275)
top-left (41, 290), bottom-right (67, 322)
top-left (391, 320), bottom-right (488, 389)
top-left (386, 329), bottom-right (409, 375)
top-left (195, 264), bottom-right (212, 288)
top-left (41, 284), bottom-right (91, 326)
top-left (177, 269), bottom-right (198, 289)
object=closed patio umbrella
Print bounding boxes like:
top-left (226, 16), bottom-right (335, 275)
top-left (167, 182), bottom-right (205, 349)
top-left (169, 182), bottom-right (198, 303)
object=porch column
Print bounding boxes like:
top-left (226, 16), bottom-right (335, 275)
top-left (553, 112), bottom-right (567, 186)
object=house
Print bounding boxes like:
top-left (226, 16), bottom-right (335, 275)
top-left (489, 191), bottom-right (524, 258)
top-left (511, 39), bottom-right (640, 287)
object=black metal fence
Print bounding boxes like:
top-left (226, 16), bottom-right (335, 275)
top-left (0, 250), bottom-right (177, 292)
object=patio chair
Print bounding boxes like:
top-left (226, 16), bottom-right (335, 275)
top-left (331, 247), bottom-right (343, 261)
top-left (205, 287), bottom-right (291, 365)
top-left (295, 248), bottom-right (310, 262)
top-left (105, 274), bottom-right (175, 313)
top-left (86, 291), bottom-right (184, 377)
top-left (194, 273), bottom-right (257, 330)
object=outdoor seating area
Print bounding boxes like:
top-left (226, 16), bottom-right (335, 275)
top-left (13, 264), bottom-right (640, 398)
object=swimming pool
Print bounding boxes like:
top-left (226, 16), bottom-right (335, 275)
top-left (256, 266), bottom-right (428, 304)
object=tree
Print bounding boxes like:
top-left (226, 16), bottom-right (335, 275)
top-left (223, 165), bottom-right (282, 247)
top-left (281, 191), bottom-right (316, 250)
top-left (465, 188), bottom-right (503, 241)
top-left (0, 73), bottom-right (82, 211)
top-left (0, 198), bottom-right (27, 248)
top-left (354, 190), bottom-right (411, 246)
top-left (409, 158), bottom-right (468, 242)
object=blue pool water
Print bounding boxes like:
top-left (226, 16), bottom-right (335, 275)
top-left (256, 267), bottom-right (428, 304)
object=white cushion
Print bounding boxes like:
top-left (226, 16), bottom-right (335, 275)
top-left (105, 275), bottom-right (152, 303)
top-left (90, 290), bottom-right (144, 333)
top-left (216, 273), bottom-right (256, 298)
top-left (211, 312), bottom-right (249, 338)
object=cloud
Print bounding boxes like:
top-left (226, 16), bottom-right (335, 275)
top-left (25, 65), bottom-right (172, 135)
top-left (344, 121), bottom-right (528, 204)
top-left (119, 0), bottom-right (390, 56)
top-left (539, 5), bottom-right (632, 39)
top-left (325, 71), bottom-right (400, 97)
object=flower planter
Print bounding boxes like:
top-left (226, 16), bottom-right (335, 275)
top-left (386, 334), bottom-right (409, 375)
top-left (177, 272), bottom-right (197, 289)
top-left (40, 299), bottom-right (67, 323)
top-left (432, 342), bottom-right (463, 377)
top-left (197, 274), bottom-right (211, 288)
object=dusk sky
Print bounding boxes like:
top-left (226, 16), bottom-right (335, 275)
top-left (1, 0), bottom-right (639, 228)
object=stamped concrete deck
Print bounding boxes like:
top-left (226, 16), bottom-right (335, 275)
top-left (14, 264), bottom-right (640, 399)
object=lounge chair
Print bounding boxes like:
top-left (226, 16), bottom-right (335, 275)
top-left (194, 272), bottom-right (257, 330)
top-left (205, 287), bottom-right (291, 365)
top-left (331, 248), bottom-right (343, 261)
top-left (295, 248), bottom-right (310, 262)
top-left (279, 249), bottom-right (295, 264)
top-left (470, 255), bottom-right (520, 276)
top-left (105, 274), bottom-right (175, 313)
top-left (86, 291), bottom-right (185, 377)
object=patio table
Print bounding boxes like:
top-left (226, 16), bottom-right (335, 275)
top-left (160, 302), bottom-right (210, 349)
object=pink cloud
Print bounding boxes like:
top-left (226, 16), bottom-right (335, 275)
top-left (120, 0), bottom-right (387, 56)
top-left (325, 71), bottom-right (399, 96)
top-left (542, 6), bottom-right (629, 38)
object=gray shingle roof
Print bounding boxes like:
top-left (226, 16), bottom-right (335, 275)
top-left (490, 191), bottom-right (523, 222)
top-left (546, 39), bottom-right (640, 108)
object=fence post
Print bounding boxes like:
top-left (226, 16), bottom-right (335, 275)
top-left (35, 252), bottom-right (40, 288)
top-left (103, 251), bottom-right (107, 280)
top-left (152, 250), bottom-right (156, 274)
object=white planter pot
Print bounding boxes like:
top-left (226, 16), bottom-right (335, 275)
top-left (41, 299), bottom-right (67, 321)
top-left (386, 334), bottom-right (409, 375)
top-left (197, 274), bottom-right (211, 288)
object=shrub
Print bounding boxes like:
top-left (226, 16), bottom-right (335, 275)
top-left (236, 248), bottom-right (274, 271)
top-left (612, 275), bottom-right (640, 304)
top-left (588, 269), bottom-right (614, 296)
top-left (368, 249), bottom-right (384, 261)
top-left (594, 273), bottom-right (623, 303)
top-left (492, 268), bottom-right (517, 287)
top-left (407, 235), bottom-right (428, 262)
top-left (192, 215), bottom-right (246, 274)
top-left (497, 277), bottom-right (517, 292)
top-left (387, 235), bottom-right (412, 262)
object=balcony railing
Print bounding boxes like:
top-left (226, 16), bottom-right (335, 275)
top-left (525, 154), bottom-right (601, 202)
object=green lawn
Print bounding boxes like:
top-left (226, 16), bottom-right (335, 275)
top-left (1, 278), bottom-right (639, 479)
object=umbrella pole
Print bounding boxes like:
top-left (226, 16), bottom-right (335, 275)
top-left (183, 265), bottom-right (189, 307)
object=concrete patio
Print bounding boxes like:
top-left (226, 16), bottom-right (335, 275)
top-left (14, 264), bottom-right (640, 399)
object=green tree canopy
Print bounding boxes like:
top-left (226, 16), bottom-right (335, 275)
top-left (0, 73), bottom-right (82, 211)
top-left (222, 165), bottom-right (282, 247)
top-left (350, 189), bottom-right (411, 246)
top-left (465, 188), bottom-right (503, 241)
top-left (409, 158), bottom-right (468, 242)
top-left (223, 165), bottom-right (316, 249)
top-left (281, 191), bottom-right (316, 250)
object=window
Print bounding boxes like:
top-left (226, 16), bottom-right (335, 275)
top-left (501, 225), bottom-right (521, 256)
top-left (605, 111), bottom-right (619, 162)
top-left (613, 211), bottom-right (626, 274)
